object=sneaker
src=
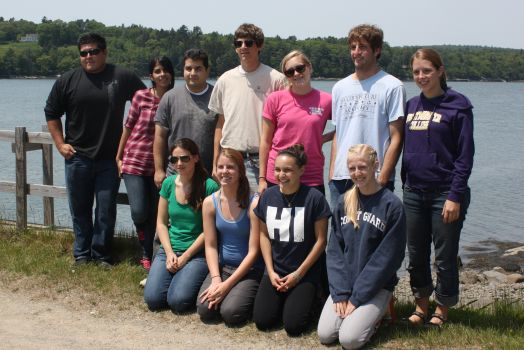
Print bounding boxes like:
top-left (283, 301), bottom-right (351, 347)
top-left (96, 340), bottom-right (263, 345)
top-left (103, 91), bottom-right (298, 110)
top-left (74, 258), bottom-right (91, 266)
top-left (95, 260), bottom-right (114, 269)
top-left (140, 258), bottom-right (151, 271)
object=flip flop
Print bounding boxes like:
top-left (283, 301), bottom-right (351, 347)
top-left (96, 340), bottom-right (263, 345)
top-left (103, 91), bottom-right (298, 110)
top-left (428, 312), bottom-right (447, 327)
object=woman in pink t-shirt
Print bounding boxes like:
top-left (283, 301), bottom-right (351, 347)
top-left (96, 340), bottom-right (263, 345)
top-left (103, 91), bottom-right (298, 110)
top-left (258, 50), bottom-right (332, 195)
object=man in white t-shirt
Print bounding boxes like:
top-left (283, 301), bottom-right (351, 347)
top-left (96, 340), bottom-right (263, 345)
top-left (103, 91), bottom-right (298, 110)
top-left (208, 23), bottom-right (286, 191)
top-left (328, 24), bottom-right (406, 208)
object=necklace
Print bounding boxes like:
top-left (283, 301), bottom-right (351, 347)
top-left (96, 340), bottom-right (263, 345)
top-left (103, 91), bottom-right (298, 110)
top-left (281, 189), bottom-right (299, 207)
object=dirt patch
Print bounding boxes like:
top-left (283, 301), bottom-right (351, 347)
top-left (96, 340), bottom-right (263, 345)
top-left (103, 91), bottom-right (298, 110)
top-left (0, 271), bottom-right (319, 350)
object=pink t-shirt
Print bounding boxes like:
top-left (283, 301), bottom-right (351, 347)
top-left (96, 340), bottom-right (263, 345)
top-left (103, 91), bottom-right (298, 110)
top-left (263, 88), bottom-right (332, 186)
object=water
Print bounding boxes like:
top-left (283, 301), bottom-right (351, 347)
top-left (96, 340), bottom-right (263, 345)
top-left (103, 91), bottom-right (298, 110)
top-left (1, 79), bottom-right (523, 252)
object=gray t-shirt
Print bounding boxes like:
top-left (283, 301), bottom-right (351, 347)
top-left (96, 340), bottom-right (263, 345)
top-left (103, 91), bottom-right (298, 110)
top-left (155, 83), bottom-right (218, 173)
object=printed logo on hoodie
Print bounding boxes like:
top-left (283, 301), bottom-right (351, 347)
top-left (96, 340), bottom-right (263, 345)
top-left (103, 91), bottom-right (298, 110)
top-left (406, 111), bottom-right (442, 131)
top-left (340, 210), bottom-right (386, 232)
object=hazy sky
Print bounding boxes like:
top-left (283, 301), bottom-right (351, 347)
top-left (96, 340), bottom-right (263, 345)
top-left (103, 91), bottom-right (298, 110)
top-left (3, 0), bottom-right (523, 49)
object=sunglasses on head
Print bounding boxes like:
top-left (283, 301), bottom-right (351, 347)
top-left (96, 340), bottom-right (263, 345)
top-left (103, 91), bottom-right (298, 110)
top-left (233, 39), bottom-right (255, 48)
top-left (168, 155), bottom-right (191, 164)
top-left (79, 48), bottom-right (102, 57)
top-left (284, 64), bottom-right (307, 78)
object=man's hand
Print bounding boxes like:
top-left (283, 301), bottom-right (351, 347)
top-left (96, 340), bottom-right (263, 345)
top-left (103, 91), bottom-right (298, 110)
top-left (58, 143), bottom-right (76, 159)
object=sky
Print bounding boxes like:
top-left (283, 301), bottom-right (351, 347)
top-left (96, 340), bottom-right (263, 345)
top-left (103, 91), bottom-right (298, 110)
top-left (3, 0), bottom-right (524, 49)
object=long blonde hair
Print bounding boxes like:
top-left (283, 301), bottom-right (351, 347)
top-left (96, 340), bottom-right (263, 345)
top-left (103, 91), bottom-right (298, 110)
top-left (343, 144), bottom-right (379, 230)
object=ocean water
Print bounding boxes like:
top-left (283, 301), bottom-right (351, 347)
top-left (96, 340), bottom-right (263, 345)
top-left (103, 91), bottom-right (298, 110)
top-left (0, 78), bottom-right (523, 253)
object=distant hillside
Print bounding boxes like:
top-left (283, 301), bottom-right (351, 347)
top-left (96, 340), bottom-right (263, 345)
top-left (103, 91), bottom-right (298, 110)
top-left (1, 17), bottom-right (523, 81)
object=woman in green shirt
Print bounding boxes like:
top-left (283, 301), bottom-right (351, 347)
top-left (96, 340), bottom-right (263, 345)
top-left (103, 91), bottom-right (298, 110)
top-left (144, 138), bottom-right (219, 313)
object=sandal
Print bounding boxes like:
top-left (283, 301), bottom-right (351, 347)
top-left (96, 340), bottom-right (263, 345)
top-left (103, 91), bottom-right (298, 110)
top-left (428, 312), bottom-right (447, 327)
top-left (407, 310), bottom-right (427, 326)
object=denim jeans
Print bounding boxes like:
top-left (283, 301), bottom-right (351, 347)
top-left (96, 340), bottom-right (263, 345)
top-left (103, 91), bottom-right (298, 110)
top-left (122, 174), bottom-right (159, 260)
top-left (65, 155), bottom-right (120, 262)
top-left (403, 187), bottom-right (470, 307)
top-left (144, 247), bottom-right (208, 313)
top-left (245, 154), bottom-right (260, 194)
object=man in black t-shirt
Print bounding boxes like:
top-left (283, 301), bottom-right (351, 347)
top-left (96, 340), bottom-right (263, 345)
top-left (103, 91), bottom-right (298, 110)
top-left (45, 33), bottom-right (145, 266)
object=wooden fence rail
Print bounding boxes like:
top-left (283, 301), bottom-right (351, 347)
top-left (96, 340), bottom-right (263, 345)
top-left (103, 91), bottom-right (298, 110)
top-left (0, 126), bottom-right (128, 230)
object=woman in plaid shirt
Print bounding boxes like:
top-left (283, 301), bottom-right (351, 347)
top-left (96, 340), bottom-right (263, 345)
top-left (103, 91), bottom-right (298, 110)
top-left (116, 56), bottom-right (175, 270)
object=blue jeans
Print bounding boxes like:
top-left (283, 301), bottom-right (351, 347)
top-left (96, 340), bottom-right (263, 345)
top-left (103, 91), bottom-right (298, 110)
top-left (403, 187), bottom-right (470, 307)
top-left (122, 174), bottom-right (159, 259)
top-left (65, 155), bottom-right (120, 262)
top-left (328, 179), bottom-right (394, 211)
top-left (144, 247), bottom-right (208, 313)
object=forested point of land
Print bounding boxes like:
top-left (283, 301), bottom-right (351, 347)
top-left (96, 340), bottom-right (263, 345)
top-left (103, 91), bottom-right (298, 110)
top-left (1, 17), bottom-right (524, 81)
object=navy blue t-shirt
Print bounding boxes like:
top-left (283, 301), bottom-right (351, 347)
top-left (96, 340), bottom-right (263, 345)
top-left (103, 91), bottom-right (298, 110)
top-left (254, 184), bottom-right (331, 282)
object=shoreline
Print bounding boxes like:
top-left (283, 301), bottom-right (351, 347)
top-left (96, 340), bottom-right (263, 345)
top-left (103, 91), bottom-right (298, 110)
top-left (2, 76), bottom-right (524, 83)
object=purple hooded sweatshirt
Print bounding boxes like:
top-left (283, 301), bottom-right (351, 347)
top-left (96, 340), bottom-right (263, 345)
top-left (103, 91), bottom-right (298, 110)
top-left (401, 88), bottom-right (474, 203)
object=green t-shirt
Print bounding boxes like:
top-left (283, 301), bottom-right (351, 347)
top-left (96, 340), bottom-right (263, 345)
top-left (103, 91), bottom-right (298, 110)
top-left (159, 175), bottom-right (219, 252)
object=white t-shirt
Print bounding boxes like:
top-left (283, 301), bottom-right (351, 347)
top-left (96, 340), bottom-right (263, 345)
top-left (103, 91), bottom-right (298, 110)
top-left (331, 70), bottom-right (405, 181)
top-left (208, 64), bottom-right (286, 152)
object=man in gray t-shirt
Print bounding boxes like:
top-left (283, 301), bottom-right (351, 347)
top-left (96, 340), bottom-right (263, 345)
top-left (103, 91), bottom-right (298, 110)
top-left (153, 49), bottom-right (217, 187)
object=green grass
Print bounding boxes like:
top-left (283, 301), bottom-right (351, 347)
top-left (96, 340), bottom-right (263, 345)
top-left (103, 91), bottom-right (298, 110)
top-left (1, 224), bottom-right (523, 349)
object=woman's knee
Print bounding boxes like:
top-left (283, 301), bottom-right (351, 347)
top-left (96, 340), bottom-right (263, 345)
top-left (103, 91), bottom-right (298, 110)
top-left (144, 292), bottom-right (166, 311)
top-left (220, 303), bottom-right (250, 326)
top-left (339, 331), bottom-right (366, 350)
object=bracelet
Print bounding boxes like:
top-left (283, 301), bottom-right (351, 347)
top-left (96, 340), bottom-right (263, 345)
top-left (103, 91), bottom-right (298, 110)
top-left (259, 176), bottom-right (266, 179)
top-left (211, 275), bottom-right (221, 279)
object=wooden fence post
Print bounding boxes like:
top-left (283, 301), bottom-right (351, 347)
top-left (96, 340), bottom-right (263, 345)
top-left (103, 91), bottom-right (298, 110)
top-left (15, 127), bottom-right (28, 230)
top-left (42, 125), bottom-right (54, 227)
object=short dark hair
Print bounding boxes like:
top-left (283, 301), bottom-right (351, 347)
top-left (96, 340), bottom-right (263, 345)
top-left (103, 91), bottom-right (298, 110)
top-left (183, 48), bottom-right (209, 69)
top-left (149, 56), bottom-right (175, 90)
top-left (77, 33), bottom-right (107, 50)
top-left (234, 23), bottom-right (264, 47)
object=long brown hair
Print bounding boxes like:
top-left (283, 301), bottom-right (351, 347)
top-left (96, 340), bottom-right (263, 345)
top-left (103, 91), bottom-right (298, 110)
top-left (171, 138), bottom-right (209, 211)
top-left (218, 148), bottom-right (250, 209)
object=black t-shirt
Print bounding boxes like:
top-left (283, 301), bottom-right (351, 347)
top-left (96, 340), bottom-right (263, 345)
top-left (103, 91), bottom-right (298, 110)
top-left (45, 64), bottom-right (145, 159)
top-left (254, 184), bottom-right (331, 282)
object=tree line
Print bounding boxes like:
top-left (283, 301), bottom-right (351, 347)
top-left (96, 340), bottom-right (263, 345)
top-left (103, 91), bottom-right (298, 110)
top-left (1, 17), bottom-right (524, 81)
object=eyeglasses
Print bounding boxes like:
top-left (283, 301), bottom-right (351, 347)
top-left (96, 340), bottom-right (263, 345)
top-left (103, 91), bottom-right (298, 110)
top-left (233, 39), bottom-right (255, 48)
top-left (79, 48), bottom-right (102, 57)
top-left (284, 64), bottom-right (307, 78)
top-left (168, 155), bottom-right (191, 164)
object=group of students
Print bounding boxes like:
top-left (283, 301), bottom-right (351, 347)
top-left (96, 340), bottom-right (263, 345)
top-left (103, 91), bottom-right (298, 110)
top-left (114, 52), bottom-right (473, 350)
top-left (67, 24), bottom-right (474, 349)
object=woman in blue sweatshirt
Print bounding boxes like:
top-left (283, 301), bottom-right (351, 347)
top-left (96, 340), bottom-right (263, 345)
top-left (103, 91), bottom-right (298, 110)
top-left (402, 48), bottom-right (474, 327)
top-left (318, 144), bottom-right (406, 350)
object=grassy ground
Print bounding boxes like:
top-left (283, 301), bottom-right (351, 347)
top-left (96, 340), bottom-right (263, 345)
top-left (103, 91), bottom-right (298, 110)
top-left (1, 224), bottom-right (523, 349)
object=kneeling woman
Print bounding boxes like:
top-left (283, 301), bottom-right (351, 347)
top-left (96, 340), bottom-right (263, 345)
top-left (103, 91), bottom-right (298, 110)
top-left (253, 144), bottom-right (331, 336)
top-left (197, 148), bottom-right (263, 325)
top-left (144, 138), bottom-right (219, 313)
top-left (318, 144), bottom-right (406, 350)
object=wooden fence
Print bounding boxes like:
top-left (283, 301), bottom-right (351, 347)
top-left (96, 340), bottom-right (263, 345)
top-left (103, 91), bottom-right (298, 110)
top-left (0, 126), bottom-right (128, 230)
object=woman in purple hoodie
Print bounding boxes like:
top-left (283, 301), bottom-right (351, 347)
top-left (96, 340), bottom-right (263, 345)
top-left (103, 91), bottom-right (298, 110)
top-left (402, 48), bottom-right (474, 327)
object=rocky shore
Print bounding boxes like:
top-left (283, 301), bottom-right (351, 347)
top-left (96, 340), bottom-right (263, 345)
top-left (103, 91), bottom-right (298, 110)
top-left (394, 240), bottom-right (524, 308)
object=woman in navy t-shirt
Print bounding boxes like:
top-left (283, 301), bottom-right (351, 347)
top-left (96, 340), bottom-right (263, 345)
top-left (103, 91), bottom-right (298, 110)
top-left (253, 144), bottom-right (331, 336)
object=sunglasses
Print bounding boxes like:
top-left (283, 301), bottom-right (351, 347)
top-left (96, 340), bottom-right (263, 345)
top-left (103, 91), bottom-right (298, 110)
top-left (284, 64), bottom-right (307, 78)
top-left (79, 48), bottom-right (102, 57)
top-left (233, 39), bottom-right (255, 48)
top-left (168, 155), bottom-right (191, 164)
